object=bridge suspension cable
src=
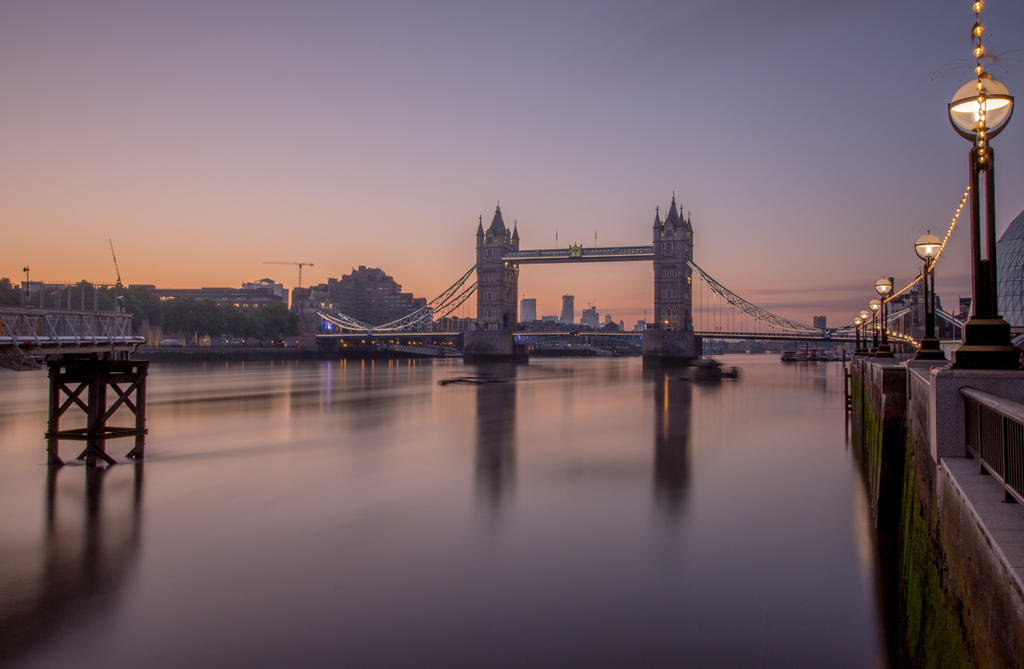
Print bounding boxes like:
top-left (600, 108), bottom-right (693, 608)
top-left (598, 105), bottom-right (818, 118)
top-left (688, 261), bottom-right (823, 334)
top-left (318, 265), bottom-right (477, 332)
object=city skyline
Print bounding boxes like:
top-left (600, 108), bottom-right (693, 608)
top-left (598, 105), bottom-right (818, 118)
top-left (2, 1), bottom-right (1023, 326)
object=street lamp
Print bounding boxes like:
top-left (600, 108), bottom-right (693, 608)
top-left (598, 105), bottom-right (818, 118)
top-left (868, 299), bottom-right (881, 353)
top-left (914, 233), bottom-right (945, 360)
top-left (947, 62), bottom-right (1016, 366)
top-left (854, 317), bottom-right (863, 354)
top-left (874, 277), bottom-right (894, 357)
top-left (857, 310), bottom-right (871, 354)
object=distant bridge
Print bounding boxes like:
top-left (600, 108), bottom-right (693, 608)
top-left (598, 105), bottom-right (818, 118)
top-left (316, 258), bottom-right (862, 344)
top-left (315, 195), bottom-right (970, 350)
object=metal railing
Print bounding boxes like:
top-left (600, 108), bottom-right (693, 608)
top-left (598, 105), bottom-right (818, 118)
top-left (0, 307), bottom-right (145, 370)
top-left (962, 387), bottom-right (1024, 504)
top-left (0, 307), bottom-right (139, 344)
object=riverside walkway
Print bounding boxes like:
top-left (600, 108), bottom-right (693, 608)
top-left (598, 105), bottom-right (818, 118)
top-left (849, 356), bottom-right (1024, 666)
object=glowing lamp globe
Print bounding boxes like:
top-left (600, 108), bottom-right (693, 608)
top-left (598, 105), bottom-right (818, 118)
top-left (874, 277), bottom-right (893, 297)
top-left (915, 234), bottom-right (942, 261)
top-left (949, 77), bottom-right (1014, 139)
top-left (869, 299), bottom-right (881, 313)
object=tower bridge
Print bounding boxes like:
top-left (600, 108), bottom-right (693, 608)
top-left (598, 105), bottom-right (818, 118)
top-left (468, 197), bottom-right (698, 360)
top-left (316, 194), bottom-right (892, 358)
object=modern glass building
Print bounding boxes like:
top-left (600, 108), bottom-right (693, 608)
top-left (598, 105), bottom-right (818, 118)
top-left (996, 208), bottom-right (1024, 328)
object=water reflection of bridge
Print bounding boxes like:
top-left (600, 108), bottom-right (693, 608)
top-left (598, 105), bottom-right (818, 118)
top-left (469, 363), bottom-right (692, 520)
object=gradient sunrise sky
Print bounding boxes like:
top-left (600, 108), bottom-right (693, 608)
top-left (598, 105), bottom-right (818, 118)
top-left (2, 1), bottom-right (1022, 325)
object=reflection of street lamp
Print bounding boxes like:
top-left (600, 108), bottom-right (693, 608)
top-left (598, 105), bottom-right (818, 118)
top-left (868, 299), bottom-right (881, 353)
top-left (914, 233), bottom-right (945, 360)
top-left (947, 15), bottom-right (1016, 367)
top-left (874, 277), bottom-right (893, 357)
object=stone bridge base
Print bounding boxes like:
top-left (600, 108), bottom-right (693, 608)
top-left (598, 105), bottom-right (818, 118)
top-left (641, 330), bottom-right (701, 361)
top-left (463, 331), bottom-right (526, 363)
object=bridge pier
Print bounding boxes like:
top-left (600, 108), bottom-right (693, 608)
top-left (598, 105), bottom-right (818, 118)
top-left (46, 358), bottom-right (148, 467)
top-left (463, 330), bottom-right (527, 363)
top-left (641, 330), bottom-right (701, 362)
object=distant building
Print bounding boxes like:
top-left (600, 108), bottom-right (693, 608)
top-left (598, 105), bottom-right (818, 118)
top-left (243, 278), bottom-right (288, 304)
top-left (20, 280), bottom-right (114, 310)
top-left (520, 297), bottom-right (537, 323)
top-left (580, 306), bottom-right (599, 328)
top-left (434, 316), bottom-right (476, 332)
top-left (290, 286), bottom-right (311, 312)
top-left (560, 295), bottom-right (575, 324)
top-left (888, 284), bottom-right (962, 341)
top-left (959, 297), bottom-right (972, 321)
top-left (813, 315), bottom-right (826, 330)
top-left (996, 208), bottom-right (1024, 327)
top-left (634, 320), bottom-right (646, 332)
top-left (301, 266), bottom-right (426, 326)
top-left (150, 285), bottom-right (283, 312)
top-left (542, 315), bottom-right (558, 324)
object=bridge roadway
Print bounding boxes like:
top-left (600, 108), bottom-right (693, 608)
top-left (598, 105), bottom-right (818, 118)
top-left (0, 307), bottom-right (145, 370)
top-left (502, 245), bottom-right (654, 263)
top-left (316, 329), bottom-right (858, 346)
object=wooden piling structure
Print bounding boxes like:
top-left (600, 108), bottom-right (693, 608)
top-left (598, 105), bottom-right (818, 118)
top-left (45, 358), bottom-right (148, 466)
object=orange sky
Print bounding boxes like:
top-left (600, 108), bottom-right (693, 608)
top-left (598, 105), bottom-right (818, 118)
top-left (2, 2), bottom-right (1022, 326)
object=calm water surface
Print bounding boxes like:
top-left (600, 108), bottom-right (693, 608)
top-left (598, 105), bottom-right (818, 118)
top-left (0, 355), bottom-right (885, 667)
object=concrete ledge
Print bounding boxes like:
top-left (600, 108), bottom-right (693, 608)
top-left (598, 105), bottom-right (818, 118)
top-left (938, 457), bottom-right (1024, 665)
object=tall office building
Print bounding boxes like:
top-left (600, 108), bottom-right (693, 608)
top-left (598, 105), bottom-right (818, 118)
top-left (520, 297), bottom-right (537, 323)
top-left (813, 315), bottom-right (826, 330)
top-left (580, 306), bottom-right (599, 328)
top-left (560, 295), bottom-right (575, 324)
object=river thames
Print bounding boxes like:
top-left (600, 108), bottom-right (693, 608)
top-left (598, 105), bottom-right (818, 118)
top-left (0, 355), bottom-right (886, 667)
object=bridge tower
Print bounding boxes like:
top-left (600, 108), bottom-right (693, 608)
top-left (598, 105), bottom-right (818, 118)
top-left (653, 195), bottom-right (693, 331)
top-left (643, 195), bottom-right (700, 360)
top-left (475, 204), bottom-right (519, 329)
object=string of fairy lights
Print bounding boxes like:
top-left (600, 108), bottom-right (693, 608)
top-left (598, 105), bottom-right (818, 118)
top-left (972, 0), bottom-right (989, 164)
top-left (860, 0), bottom-right (991, 342)
top-left (885, 184), bottom-right (970, 303)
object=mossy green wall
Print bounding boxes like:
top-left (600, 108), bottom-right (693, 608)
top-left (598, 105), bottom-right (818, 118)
top-left (850, 362), bottom-right (973, 667)
top-left (898, 436), bottom-right (972, 668)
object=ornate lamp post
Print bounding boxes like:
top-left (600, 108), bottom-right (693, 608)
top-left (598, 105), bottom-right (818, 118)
top-left (868, 299), bottom-right (881, 353)
top-left (914, 233), bottom-right (946, 360)
top-left (854, 317), bottom-right (863, 354)
top-left (948, 1), bottom-right (1017, 368)
top-left (874, 277), bottom-right (894, 358)
top-left (858, 310), bottom-right (871, 355)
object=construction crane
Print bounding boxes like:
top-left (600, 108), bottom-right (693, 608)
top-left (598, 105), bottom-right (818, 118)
top-left (109, 239), bottom-right (123, 287)
top-left (264, 261), bottom-right (314, 287)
